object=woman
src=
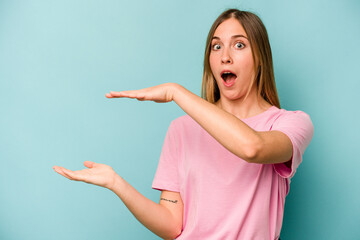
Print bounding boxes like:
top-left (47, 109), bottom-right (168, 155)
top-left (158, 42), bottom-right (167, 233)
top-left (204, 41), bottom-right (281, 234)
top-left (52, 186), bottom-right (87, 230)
top-left (53, 9), bottom-right (314, 239)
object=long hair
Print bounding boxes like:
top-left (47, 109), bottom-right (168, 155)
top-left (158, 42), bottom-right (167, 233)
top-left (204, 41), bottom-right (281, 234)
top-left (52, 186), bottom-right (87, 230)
top-left (201, 9), bottom-right (280, 108)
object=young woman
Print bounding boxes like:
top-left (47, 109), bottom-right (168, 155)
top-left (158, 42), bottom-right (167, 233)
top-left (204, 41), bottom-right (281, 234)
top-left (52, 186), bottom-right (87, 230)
top-left (53, 9), bottom-right (314, 240)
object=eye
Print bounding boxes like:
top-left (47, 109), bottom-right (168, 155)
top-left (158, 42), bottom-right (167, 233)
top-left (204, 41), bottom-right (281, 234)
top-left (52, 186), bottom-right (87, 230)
top-left (235, 42), bottom-right (245, 49)
top-left (212, 44), bottom-right (221, 50)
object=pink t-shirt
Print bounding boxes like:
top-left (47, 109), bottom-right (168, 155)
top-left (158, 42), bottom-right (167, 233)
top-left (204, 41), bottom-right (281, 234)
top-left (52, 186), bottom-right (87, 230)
top-left (152, 105), bottom-right (314, 240)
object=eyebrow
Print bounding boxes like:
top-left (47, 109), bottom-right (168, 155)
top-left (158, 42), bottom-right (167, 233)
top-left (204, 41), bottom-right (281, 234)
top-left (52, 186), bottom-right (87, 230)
top-left (212, 34), bottom-right (248, 40)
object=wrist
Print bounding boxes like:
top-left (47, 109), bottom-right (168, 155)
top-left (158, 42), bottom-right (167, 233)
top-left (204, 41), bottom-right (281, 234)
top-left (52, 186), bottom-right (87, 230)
top-left (170, 83), bottom-right (184, 102)
top-left (108, 173), bottom-right (125, 192)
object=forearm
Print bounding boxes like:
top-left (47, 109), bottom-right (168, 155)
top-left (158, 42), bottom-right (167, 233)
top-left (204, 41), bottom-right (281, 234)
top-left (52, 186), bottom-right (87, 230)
top-left (106, 83), bottom-right (260, 161)
top-left (172, 84), bottom-right (260, 161)
top-left (109, 174), bottom-right (181, 239)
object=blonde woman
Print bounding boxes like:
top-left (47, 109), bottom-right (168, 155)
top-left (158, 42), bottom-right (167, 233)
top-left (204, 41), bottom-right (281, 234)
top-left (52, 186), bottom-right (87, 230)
top-left (53, 9), bottom-right (314, 240)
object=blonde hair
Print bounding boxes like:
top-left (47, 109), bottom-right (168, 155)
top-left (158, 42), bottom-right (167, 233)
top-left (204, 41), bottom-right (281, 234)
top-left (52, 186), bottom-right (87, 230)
top-left (201, 9), bottom-right (281, 108)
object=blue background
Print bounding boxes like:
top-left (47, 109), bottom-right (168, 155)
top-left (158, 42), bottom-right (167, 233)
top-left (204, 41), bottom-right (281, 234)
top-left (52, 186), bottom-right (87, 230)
top-left (1, 0), bottom-right (359, 239)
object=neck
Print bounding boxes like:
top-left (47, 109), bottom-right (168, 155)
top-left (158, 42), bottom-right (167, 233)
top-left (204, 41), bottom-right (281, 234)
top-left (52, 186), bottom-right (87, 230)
top-left (215, 89), bottom-right (272, 119)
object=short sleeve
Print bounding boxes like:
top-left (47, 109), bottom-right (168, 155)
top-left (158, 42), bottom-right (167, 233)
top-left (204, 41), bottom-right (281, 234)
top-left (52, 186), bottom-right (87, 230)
top-left (152, 121), bottom-right (181, 192)
top-left (271, 110), bottom-right (314, 179)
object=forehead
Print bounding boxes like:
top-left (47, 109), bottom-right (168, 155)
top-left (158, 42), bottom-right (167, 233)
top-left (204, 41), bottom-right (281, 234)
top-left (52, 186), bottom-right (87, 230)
top-left (213, 18), bottom-right (247, 39)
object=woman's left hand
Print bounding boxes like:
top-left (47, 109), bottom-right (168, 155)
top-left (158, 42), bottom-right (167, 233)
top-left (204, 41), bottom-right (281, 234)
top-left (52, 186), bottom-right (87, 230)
top-left (105, 83), bottom-right (178, 103)
top-left (53, 161), bottom-right (118, 190)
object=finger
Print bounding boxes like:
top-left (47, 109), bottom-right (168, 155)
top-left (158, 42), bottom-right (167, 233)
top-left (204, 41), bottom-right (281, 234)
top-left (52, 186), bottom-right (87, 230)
top-left (84, 161), bottom-right (94, 168)
top-left (126, 92), bottom-right (144, 99)
top-left (62, 170), bottom-right (75, 180)
top-left (136, 95), bottom-right (147, 101)
top-left (53, 166), bottom-right (67, 175)
top-left (53, 166), bottom-right (73, 180)
top-left (55, 167), bottom-right (81, 181)
top-left (107, 91), bottom-right (125, 98)
top-left (55, 166), bottom-right (73, 179)
top-left (53, 166), bottom-right (66, 176)
top-left (112, 90), bottom-right (147, 98)
top-left (62, 168), bottom-right (84, 181)
top-left (108, 91), bottom-right (136, 98)
top-left (106, 90), bottom-right (155, 101)
top-left (105, 91), bottom-right (123, 98)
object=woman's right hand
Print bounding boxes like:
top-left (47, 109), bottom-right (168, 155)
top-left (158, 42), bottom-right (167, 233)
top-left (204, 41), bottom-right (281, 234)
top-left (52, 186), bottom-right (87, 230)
top-left (53, 161), bottom-right (117, 190)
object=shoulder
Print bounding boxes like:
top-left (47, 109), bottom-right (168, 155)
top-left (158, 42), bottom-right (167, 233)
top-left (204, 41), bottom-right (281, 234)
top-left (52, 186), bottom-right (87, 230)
top-left (245, 106), bottom-right (313, 130)
top-left (271, 107), bottom-right (314, 151)
top-left (272, 107), bottom-right (314, 129)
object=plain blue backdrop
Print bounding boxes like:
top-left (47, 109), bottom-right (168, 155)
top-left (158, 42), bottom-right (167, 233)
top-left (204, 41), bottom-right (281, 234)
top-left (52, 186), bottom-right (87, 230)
top-left (1, 0), bottom-right (359, 239)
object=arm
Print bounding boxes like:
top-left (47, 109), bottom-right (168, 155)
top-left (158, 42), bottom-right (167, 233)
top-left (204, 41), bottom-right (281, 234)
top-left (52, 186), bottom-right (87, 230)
top-left (172, 85), bottom-right (293, 165)
top-left (111, 177), bottom-right (183, 239)
top-left (107, 83), bottom-right (293, 164)
top-left (53, 162), bottom-right (183, 239)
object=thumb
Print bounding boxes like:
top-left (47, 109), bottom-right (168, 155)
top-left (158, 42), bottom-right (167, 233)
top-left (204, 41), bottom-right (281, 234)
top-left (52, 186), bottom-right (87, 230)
top-left (84, 161), bottom-right (95, 168)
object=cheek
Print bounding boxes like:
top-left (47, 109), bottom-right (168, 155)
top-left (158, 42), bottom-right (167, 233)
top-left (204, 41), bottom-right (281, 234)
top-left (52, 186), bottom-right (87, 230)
top-left (209, 54), bottom-right (219, 79)
top-left (209, 54), bottom-right (216, 70)
top-left (237, 54), bottom-right (255, 74)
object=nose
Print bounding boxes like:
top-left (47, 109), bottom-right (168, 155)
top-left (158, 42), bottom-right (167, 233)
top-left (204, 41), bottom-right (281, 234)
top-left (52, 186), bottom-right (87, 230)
top-left (221, 48), bottom-right (232, 64)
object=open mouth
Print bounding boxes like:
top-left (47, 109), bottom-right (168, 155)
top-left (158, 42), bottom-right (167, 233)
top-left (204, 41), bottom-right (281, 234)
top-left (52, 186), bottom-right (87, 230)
top-left (221, 71), bottom-right (237, 85)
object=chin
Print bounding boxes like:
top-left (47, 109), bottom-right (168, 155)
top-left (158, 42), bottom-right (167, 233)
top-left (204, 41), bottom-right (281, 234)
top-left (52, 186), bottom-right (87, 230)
top-left (220, 94), bottom-right (245, 102)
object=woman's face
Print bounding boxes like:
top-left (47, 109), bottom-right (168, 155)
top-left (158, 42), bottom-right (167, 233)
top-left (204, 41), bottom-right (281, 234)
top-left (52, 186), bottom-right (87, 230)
top-left (209, 18), bottom-right (257, 101)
